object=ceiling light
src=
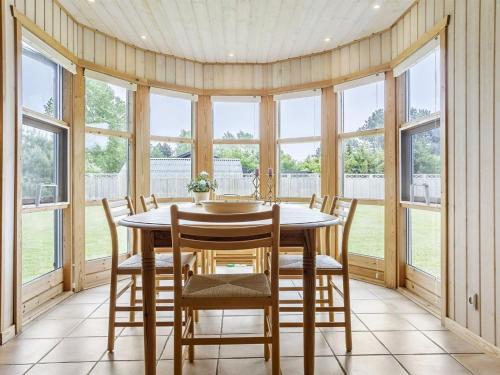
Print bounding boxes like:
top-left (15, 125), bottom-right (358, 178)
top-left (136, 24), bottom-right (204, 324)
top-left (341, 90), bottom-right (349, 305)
top-left (373, 4), bottom-right (380, 9)
top-left (141, 35), bottom-right (147, 40)
top-left (88, 0), bottom-right (95, 3)
top-left (228, 52), bottom-right (235, 57)
top-left (324, 37), bottom-right (331, 42)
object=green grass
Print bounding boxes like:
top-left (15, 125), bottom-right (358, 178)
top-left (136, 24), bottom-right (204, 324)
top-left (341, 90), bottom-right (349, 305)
top-left (21, 204), bottom-right (441, 283)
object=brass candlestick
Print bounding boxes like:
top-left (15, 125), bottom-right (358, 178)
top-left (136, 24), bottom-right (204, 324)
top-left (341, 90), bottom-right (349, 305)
top-left (252, 169), bottom-right (260, 200)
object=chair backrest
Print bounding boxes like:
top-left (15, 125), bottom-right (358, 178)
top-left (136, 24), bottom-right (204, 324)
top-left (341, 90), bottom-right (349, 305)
top-left (170, 204), bottom-right (281, 295)
top-left (328, 197), bottom-right (357, 264)
top-left (309, 193), bottom-right (329, 212)
top-left (102, 197), bottom-right (137, 256)
top-left (140, 194), bottom-right (159, 212)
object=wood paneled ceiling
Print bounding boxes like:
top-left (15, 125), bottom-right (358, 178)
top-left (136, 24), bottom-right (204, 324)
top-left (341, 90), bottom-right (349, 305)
top-left (59, 0), bottom-right (412, 63)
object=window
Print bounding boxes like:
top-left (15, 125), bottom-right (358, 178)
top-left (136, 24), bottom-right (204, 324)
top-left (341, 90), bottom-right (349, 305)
top-left (277, 93), bottom-right (321, 198)
top-left (21, 43), bottom-right (68, 284)
top-left (398, 43), bottom-right (442, 283)
top-left (85, 75), bottom-right (133, 260)
top-left (212, 98), bottom-right (260, 196)
top-left (150, 90), bottom-right (195, 198)
top-left (337, 76), bottom-right (385, 259)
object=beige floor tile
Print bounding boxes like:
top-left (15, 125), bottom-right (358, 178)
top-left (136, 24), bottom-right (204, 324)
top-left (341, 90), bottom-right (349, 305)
top-left (90, 361), bottom-right (145, 375)
top-left (19, 319), bottom-right (83, 339)
top-left (384, 300), bottom-right (427, 314)
top-left (88, 305), bottom-right (129, 319)
top-left (453, 354), bottom-right (500, 375)
top-left (423, 331), bottom-right (483, 354)
top-left (158, 359), bottom-right (218, 374)
top-left (162, 335), bottom-right (220, 360)
top-left (350, 299), bottom-right (392, 314)
top-left (374, 331), bottom-right (445, 354)
top-left (396, 354), bottom-right (472, 375)
top-left (223, 309), bottom-right (264, 316)
top-left (219, 334), bottom-right (267, 358)
top-left (323, 331), bottom-right (389, 355)
top-left (68, 318), bottom-right (122, 337)
top-left (103, 335), bottom-right (167, 361)
top-left (280, 356), bottom-right (344, 375)
top-left (338, 355), bottom-right (407, 375)
top-left (349, 288), bottom-right (377, 300)
top-left (0, 364), bottom-right (31, 374)
top-left (357, 313), bottom-right (417, 331)
top-left (43, 304), bottom-right (100, 319)
top-left (399, 313), bottom-right (446, 330)
top-left (218, 358), bottom-right (272, 375)
top-left (280, 332), bottom-right (333, 357)
top-left (63, 292), bottom-right (109, 304)
top-left (192, 316), bottom-right (222, 335)
top-left (41, 337), bottom-right (108, 362)
top-left (0, 338), bottom-right (59, 364)
top-left (319, 313), bottom-right (368, 332)
top-left (25, 362), bottom-right (95, 375)
top-left (120, 325), bottom-right (171, 336)
top-left (222, 315), bottom-right (264, 334)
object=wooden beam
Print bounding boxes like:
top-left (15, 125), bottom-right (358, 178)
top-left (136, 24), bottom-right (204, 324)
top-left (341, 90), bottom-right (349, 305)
top-left (259, 96), bottom-right (276, 197)
top-left (321, 87), bottom-right (335, 198)
top-left (384, 70), bottom-right (397, 289)
top-left (133, 85), bottom-right (150, 212)
top-left (71, 66), bottom-right (85, 292)
top-left (195, 96), bottom-right (213, 177)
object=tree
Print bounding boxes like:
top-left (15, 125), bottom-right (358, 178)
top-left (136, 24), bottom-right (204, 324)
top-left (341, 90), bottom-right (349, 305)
top-left (150, 143), bottom-right (173, 158)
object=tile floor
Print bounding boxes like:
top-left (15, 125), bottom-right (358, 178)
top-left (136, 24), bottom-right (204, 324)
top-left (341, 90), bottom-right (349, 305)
top-left (1, 273), bottom-right (499, 374)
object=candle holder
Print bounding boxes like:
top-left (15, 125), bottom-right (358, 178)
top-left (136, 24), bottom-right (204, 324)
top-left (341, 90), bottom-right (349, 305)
top-left (252, 171), bottom-right (260, 200)
top-left (263, 173), bottom-right (281, 206)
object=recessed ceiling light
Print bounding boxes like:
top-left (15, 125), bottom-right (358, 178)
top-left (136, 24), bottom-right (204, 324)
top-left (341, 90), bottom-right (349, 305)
top-left (228, 52), bottom-right (235, 57)
top-left (373, 4), bottom-right (380, 9)
top-left (324, 37), bottom-right (331, 42)
top-left (88, 0), bottom-right (95, 3)
top-left (141, 35), bottom-right (147, 40)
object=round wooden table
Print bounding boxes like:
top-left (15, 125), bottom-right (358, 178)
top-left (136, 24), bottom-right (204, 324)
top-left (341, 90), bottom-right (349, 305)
top-left (120, 203), bottom-right (340, 375)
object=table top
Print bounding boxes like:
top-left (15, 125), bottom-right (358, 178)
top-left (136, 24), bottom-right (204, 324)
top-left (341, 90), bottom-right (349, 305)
top-left (119, 203), bottom-right (340, 230)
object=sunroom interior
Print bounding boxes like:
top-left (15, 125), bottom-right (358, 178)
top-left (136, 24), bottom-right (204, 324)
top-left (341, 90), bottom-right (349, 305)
top-left (1, 0), bottom-right (500, 374)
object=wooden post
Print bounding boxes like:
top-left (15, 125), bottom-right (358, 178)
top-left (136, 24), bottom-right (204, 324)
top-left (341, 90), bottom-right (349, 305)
top-left (195, 96), bottom-right (213, 177)
top-left (134, 85), bottom-right (150, 212)
top-left (321, 87), bottom-right (336, 198)
top-left (259, 96), bottom-right (276, 197)
top-left (384, 70), bottom-right (398, 289)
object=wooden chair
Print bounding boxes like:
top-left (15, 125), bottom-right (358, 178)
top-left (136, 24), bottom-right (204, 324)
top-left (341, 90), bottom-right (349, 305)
top-left (140, 193), bottom-right (159, 212)
top-left (170, 204), bottom-right (281, 375)
top-left (272, 197), bottom-right (357, 352)
top-left (102, 197), bottom-right (197, 352)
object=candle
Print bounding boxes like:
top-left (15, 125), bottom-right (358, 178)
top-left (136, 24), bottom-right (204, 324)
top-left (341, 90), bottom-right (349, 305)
top-left (255, 168), bottom-right (259, 177)
top-left (268, 168), bottom-right (273, 177)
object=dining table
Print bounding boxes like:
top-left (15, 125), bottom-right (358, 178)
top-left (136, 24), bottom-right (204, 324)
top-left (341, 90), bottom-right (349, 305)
top-left (119, 203), bottom-right (340, 375)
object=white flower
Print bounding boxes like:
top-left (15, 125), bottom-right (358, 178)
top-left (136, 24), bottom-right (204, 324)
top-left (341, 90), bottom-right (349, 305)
top-left (199, 171), bottom-right (209, 179)
top-left (199, 180), bottom-right (207, 187)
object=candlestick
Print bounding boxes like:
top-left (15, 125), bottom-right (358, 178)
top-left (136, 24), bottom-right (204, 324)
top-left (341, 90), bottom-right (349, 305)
top-left (268, 167), bottom-right (273, 177)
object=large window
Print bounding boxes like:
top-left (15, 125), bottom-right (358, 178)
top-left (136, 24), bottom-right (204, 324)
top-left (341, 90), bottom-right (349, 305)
top-left (337, 76), bottom-right (385, 259)
top-left (277, 93), bottom-right (321, 198)
top-left (84, 74), bottom-right (133, 260)
top-left (399, 43), bottom-right (442, 281)
top-left (150, 90), bottom-right (195, 198)
top-left (21, 43), bottom-right (68, 284)
top-left (212, 98), bottom-right (260, 196)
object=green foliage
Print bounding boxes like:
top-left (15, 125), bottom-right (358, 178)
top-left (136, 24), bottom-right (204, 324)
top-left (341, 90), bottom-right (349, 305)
top-left (187, 171), bottom-right (217, 193)
top-left (214, 131), bottom-right (259, 172)
top-left (343, 139), bottom-right (384, 174)
top-left (43, 97), bottom-right (55, 117)
top-left (151, 143), bottom-right (173, 158)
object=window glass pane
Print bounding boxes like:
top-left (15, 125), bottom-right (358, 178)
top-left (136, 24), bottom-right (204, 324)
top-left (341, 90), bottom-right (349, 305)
top-left (408, 209), bottom-right (441, 278)
top-left (279, 142), bottom-right (320, 198)
top-left (85, 77), bottom-right (129, 131)
top-left (408, 48), bottom-right (440, 121)
top-left (213, 144), bottom-right (259, 196)
top-left (22, 45), bottom-right (60, 118)
top-left (85, 205), bottom-right (128, 260)
top-left (150, 141), bottom-right (192, 197)
top-left (279, 95), bottom-right (320, 138)
top-left (85, 134), bottom-right (129, 201)
top-left (150, 94), bottom-right (192, 137)
top-left (341, 135), bottom-right (384, 199)
top-left (348, 204), bottom-right (384, 258)
top-left (22, 210), bottom-right (62, 283)
top-left (213, 101), bottom-right (259, 140)
top-left (342, 81), bottom-right (384, 133)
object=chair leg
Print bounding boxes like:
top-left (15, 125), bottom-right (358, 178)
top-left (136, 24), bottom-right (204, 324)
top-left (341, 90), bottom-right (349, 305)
top-left (264, 307), bottom-right (270, 361)
top-left (271, 303), bottom-right (280, 375)
top-left (318, 274), bottom-right (325, 307)
top-left (129, 275), bottom-right (137, 322)
top-left (107, 272), bottom-right (119, 352)
top-left (174, 303), bottom-right (183, 375)
top-left (327, 275), bottom-right (334, 323)
top-left (188, 307), bottom-right (195, 362)
top-left (342, 272), bottom-right (352, 352)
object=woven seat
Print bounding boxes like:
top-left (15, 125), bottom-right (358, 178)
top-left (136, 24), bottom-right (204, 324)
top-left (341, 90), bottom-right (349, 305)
top-left (279, 254), bottom-right (342, 270)
top-left (183, 273), bottom-right (271, 298)
top-left (117, 253), bottom-right (196, 274)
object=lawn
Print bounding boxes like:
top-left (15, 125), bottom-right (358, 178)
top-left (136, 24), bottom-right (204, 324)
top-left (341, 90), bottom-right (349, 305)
top-left (21, 204), bottom-right (441, 283)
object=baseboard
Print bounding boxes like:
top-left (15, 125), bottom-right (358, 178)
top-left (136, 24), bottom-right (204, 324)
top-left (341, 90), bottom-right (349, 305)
top-left (397, 287), bottom-right (441, 317)
top-left (350, 273), bottom-right (385, 286)
top-left (0, 325), bottom-right (16, 344)
top-left (22, 291), bottom-right (73, 326)
top-left (444, 318), bottom-right (500, 358)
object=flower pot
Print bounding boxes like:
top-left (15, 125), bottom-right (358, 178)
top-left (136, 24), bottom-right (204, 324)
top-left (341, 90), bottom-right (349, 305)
top-left (193, 191), bottom-right (210, 205)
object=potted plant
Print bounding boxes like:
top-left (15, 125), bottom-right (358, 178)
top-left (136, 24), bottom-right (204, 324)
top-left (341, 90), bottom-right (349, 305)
top-left (187, 171), bottom-right (217, 204)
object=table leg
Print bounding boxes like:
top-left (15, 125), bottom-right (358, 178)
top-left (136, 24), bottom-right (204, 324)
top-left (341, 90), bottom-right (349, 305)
top-left (141, 229), bottom-right (157, 375)
top-left (303, 228), bottom-right (316, 374)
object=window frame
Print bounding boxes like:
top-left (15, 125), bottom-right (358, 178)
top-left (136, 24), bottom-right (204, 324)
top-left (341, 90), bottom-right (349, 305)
top-left (149, 89), bottom-right (196, 201)
top-left (276, 92), bottom-right (321, 201)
